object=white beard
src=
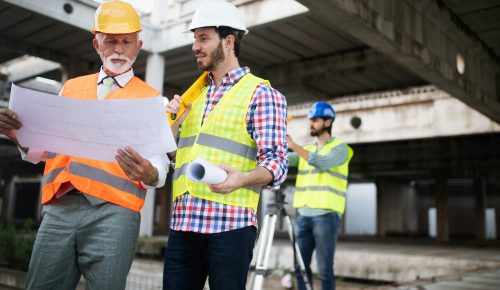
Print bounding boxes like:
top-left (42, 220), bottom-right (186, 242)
top-left (100, 53), bottom-right (136, 75)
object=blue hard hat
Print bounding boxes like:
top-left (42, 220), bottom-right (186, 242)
top-left (307, 101), bottom-right (335, 119)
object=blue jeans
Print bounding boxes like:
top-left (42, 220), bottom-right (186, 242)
top-left (294, 213), bottom-right (341, 290)
top-left (163, 226), bottom-right (256, 290)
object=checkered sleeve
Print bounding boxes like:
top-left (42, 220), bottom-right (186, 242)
top-left (247, 84), bottom-right (289, 187)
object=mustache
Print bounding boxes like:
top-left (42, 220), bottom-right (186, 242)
top-left (107, 53), bottom-right (130, 61)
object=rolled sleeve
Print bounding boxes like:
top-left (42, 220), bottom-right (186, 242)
top-left (307, 143), bottom-right (349, 171)
top-left (19, 147), bottom-right (48, 164)
top-left (248, 84), bottom-right (288, 187)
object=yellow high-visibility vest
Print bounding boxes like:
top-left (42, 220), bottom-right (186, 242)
top-left (293, 138), bottom-right (353, 214)
top-left (173, 73), bottom-right (269, 211)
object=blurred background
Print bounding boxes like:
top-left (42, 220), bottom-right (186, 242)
top-left (0, 0), bottom-right (499, 289)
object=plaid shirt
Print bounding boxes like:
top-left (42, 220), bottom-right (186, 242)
top-left (171, 67), bottom-right (288, 233)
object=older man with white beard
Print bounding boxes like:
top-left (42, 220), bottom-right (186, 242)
top-left (0, 1), bottom-right (169, 289)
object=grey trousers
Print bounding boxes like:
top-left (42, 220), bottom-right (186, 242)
top-left (25, 192), bottom-right (140, 290)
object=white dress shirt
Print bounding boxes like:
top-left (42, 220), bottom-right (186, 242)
top-left (20, 67), bottom-right (169, 189)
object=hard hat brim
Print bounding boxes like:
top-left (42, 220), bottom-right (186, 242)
top-left (184, 26), bottom-right (249, 35)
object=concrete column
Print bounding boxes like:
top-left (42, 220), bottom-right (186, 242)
top-left (145, 53), bottom-right (165, 93)
top-left (145, 0), bottom-right (167, 93)
top-left (140, 0), bottom-right (168, 237)
top-left (60, 66), bottom-right (70, 84)
top-left (0, 168), bottom-right (5, 221)
top-left (474, 175), bottom-right (487, 241)
top-left (375, 178), bottom-right (386, 238)
top-left (435, 175), bottom-right (449, 243)
top-left (156, 171), bottom-right (174, 235)
top-left (140, 189), bottom-right (156, 237)
top-left (142, 52), bottom-right (165, 238)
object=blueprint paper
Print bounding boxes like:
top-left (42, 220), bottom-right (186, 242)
top-left (187, 158), bottom-right (228, 184)
top-left (9, 84), bottom-right (176, 162)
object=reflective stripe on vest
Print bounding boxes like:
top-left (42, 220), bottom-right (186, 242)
top-left (197, 133), bottom-right (258, 160)
top-left (178, 136), bottom-right (196, 149)
top-left (47, 152), bottom-right (58, 158)
top-left (178, 134), bottom-right (257, 160)
top-left (297, 169), bottom-right (348, 180)
top-left (173, 73), bottom-right (267, 210)
top-left (69, 162), bottom-right (146, 199)
top-left (293, 138), bottom-right (353, 214)
top-left (42, 167), bottom-right (65, 185)
top-left (295, 185), bottom-right (346, 196)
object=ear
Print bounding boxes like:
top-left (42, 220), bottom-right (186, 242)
top-left (137, 39), bottom-right (143, 51)
top-left (324, 119), bottom-right (332, 127)
top-left (225, 34), bottom-right (235, 50)
top-left (92, 38), bottom-right (99, 53)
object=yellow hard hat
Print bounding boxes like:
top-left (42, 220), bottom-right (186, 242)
top-left (92, 0), bottom-right (141, 34)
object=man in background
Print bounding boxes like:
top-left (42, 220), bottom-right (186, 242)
top-left (287, 101), bottom-right (353, 290)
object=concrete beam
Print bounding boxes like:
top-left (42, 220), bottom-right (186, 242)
top-left (0, 35), bottom-right (93, 74)
top-left (2, 56), bottom-right (60, 83)
top-left (296, 0), bottom-right (500, 123)
top-left (4, 0), bottom-right (308, 54)
top-left (263, 48), bottom-right (390, 101)
top-left (4, 0), bottom-right (157, 52)
top-left (263, 48), bottom-right (386, 85)
top-left (287, 86), bottom-right (500, 146)
top-left (4, 0), bottom-right (96, 33)
top-left (150, 0), bottom-right (309, 53)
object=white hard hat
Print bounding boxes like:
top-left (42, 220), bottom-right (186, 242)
top-left (188, 0), bottom-right (248, 34)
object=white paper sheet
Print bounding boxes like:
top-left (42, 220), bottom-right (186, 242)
top-left (9, 84), bottom-right (176, 162)
top-left (187, 158), bottom-right (228, 184)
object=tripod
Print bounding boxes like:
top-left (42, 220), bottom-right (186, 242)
top-left (248, 189), bottom-right (312, 290)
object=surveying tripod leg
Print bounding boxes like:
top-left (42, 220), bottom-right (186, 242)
top-left (284, 215), bottom-right (313, 290)
top-left (249, 214), bottom-right (277, 290)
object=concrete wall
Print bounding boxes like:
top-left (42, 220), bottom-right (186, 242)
top-left (287, 86), bottom-right (500, 146)
top-left (414, 178), bottom-right (499, 239)
top-left (376, 178), bottom-right (419, 236)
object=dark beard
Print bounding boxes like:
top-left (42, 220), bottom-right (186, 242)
top-left (198, 41), bottom-right (225, 71)
top-left (310, 127), bottom-right (327, 137)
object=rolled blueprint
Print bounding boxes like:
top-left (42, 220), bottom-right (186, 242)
top-left (187, 158), bottom-right (228, 184)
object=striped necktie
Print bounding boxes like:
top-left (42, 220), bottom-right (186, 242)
top-left (98, 77), bottom-right (115, 100)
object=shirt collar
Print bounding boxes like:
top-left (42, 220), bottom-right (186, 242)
top-left (208, 66), bottom-right (250, 86)
top-left (97, 66), bottom-right (134, 88)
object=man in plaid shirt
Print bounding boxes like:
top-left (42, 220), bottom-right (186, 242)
top-left (163, 1), bottom-right (288, 289)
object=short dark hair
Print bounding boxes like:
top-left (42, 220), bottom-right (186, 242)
top-left (215, 26), bottom-right (245, 57)
top-left (322, 117), bottom-right (334, 135)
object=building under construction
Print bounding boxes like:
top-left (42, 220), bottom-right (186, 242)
top-left (0, 0), bottom-right (499, 288)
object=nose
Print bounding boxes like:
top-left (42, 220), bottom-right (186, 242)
top-left (192, 40), bottom-right (200, 53)
top-left (115, 42), bottom-right (125, 55)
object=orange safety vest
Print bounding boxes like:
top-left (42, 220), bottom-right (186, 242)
top-left (40, 73), bottom-right (160, 212)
